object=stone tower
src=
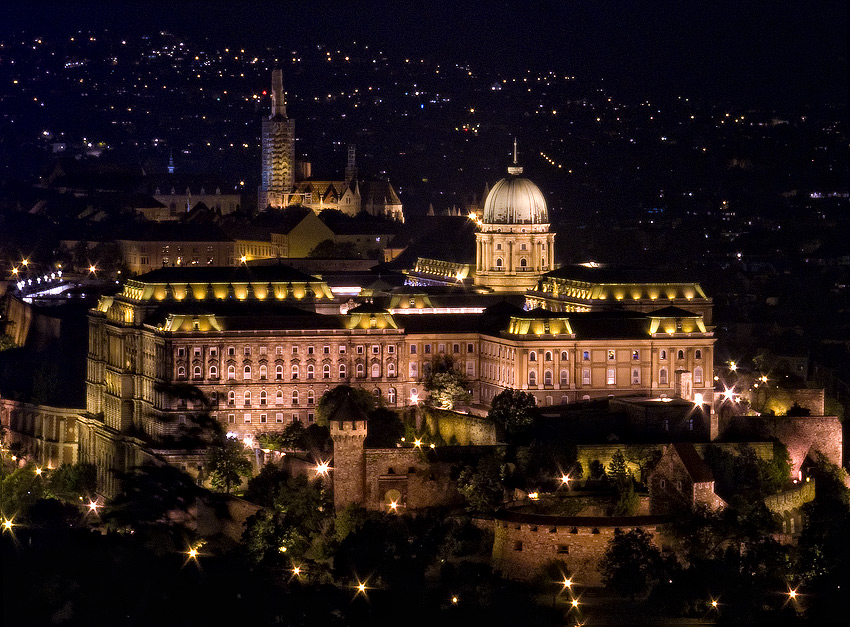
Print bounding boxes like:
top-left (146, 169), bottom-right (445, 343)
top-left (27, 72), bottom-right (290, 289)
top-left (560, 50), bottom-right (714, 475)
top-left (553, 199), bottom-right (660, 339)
top-left (474, 140), bottom-right (556, 292)
top-left (259, 69), bottom-right (296, 210)
top-left (329, 392), bottom-right (368, 512)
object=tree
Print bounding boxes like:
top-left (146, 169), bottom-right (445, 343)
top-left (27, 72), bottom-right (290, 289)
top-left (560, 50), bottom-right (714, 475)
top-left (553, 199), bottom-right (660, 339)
top-left (315, 385), bottom-right (376, 427)
top-left (456, 454), bottom-right (505, 514)
top-left (363, 407), bottom-right (404, 448)
top-left (106, 462), bottom-right (202, 527)
top-left (308, 239), bottom-right (359, 259)
top-left (607, 450), bottom-right (629, 485)
top-left (46, 462), bottom-right (97, 502)
top-left (488, 388), bottom-right (539, 439)
top-left (599, 528), bottom-right (667, 599)
top-left (423, 354), bottom-right (470, 410)
top-left (207, 436), bottom-right (252, 493)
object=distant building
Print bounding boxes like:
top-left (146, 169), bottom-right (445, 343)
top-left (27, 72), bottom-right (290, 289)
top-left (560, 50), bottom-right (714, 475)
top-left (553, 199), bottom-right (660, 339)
top-left (258, 71), bottom-right (403, 222)
top-left (114, 224), bottom-right (236, 274)
top-left (259, 69), bottom-right (296, 210)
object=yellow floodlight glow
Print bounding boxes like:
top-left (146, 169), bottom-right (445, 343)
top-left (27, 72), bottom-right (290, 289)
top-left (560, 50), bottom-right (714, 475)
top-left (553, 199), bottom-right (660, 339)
top-left (292, 566), bottom-right (301, 576)
top-left (413, 438), bottom-right (422, 449)
top-left (562, 578), bottom-right (572, 589)
top-left (89, 265), bottom-right (97, 273)
top-left (722, 388), bottom-right (735, 402)
top-left (729, 361), bottom-right (737, 371)
top-left (388, 500), bottom-right (398, 512)
top-left (451, 596), bottom-right (458, 604)
top-left (2, 518), bottom-right (13, 532)
top-left (87, 499), bottom-right (100, 513)
top-left (560, 474), bottom-right (570, 485)
top-left (315, 460), bottom-right (331, 476)
top-left (35, 467), bottom-right (43, 476)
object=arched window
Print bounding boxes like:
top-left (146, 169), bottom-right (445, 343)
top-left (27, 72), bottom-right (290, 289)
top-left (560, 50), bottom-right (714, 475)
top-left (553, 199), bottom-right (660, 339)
top-left (210, 391), bottom-right (218, 405)
top-left (659, 367), bottom-right (668, 385)
top-left (545, 351), bottom-right (552, 362)
top-left (388, 387), bottom-right (397, 404)
top-left (193, 366), bottom-right (202, 379)
top-left (259, 365), bottom-right (267, 380)
top-left (356, 363), bottom-right (365, 378)
top-left (544, 370), bottom-right (553, 386)
top-left (520, 258), bottom-right (527, 267)
top-left (373, 388), bottom-right (381, 398)
top-left (259, 390), bottom-right (267, 405)
top-left (561, 351), bottom-right (568, 361)
top-left (276, 390), bottom-right (283, 405)
top-left (291, 365), bottom-right (299, 379)
top-left (694, 366), bottom-right (704, 384)
top-left (323, 364), bottom-right (331, 379)
top-left (529, 351), bottom-right (537, 362)
top-left (243, 390), bottom-right (251, 406)
top-left (244, 365), bottom-right (252, 380)
top-left (307, 390), bottom-right (315, 405)
top-left (177, 366), bottom-right (186, 378)
top-left (371, 363), bottom-right (381, 378)
top-left (209, 365), bottom-right (218, 379)
top-left (695, 349), bottom-right (702, 360)
top-left (387, 362), bottom-right (396, 377)
top-left (496, 257), bottom-right (503, 267)
top-left (276, 364), bottom-right (283, 380)
top-left (677, 350), bottom-right (685, 360)
top-left (660, 349), bottom-right (667, 360)
top-left (292, 390), bottom-right (299, 405)
top-left (529, 370), bottom-right (537, 386)
top-left (339, 363), bottom-right (347, 378)
top-left (560, 369), bottom-right (569, 386)
top-left (228, 390), bottom-right (235, 405)
top-left (306, 364), bottom-right (315, 380)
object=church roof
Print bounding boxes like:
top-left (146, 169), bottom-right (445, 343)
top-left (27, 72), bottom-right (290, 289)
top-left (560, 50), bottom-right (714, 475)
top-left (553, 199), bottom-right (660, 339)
top-left (671, 442), bottom-right (715, 483)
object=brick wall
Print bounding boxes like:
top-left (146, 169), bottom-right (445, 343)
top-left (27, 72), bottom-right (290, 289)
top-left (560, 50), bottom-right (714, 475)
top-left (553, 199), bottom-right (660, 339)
top-left (720, 414), bottom-right (842, 475)
top-left (363, 447), bottom-right (462, 512)
top-left (490, 515), bottom-right (664, 587)
top-left (424, 409), bottom-right (497, 445)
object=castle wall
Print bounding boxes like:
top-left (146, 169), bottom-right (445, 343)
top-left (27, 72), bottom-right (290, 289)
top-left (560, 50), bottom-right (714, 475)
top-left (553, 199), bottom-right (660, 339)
top-left (490, 515), bottom-right (665, 586)
top-left (424, 410), bottom-right (496, 445)
top-left (362, 448), bottom-right (462, 512)
top-left (719, 414), bottom-right (842, 475)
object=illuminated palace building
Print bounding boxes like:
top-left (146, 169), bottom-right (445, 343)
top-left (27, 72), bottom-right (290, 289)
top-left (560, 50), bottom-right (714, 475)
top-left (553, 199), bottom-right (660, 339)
top-left (81, 155), bottom-right (714, 492)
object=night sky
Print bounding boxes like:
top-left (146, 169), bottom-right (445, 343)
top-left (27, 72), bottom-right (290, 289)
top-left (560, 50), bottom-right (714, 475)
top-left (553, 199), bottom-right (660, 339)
top-left (3, 0), bottom-right (847, 107)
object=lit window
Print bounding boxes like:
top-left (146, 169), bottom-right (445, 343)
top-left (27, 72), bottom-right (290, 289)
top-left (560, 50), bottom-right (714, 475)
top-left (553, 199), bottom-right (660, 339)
top-left (259, 391), bottom-right (267, 405)
top-left (275, 365), bottom-right (283, 380)
top-left (529, 370), bottom-right (537, 386)
top-left (276, 390), bottom-right (283, 405)
top-left (659, 367), bottom-right (668, 385)
top-left (292, 390), bottom-right (299, 405)
top-left (529, 351), bottom-right (537, 362)
top-left (209, 365), bottom-right (218, 379)
top-left (608, 350), bottom-right (615, 361)
top-left (244, 365), bottom-right (252, 380)
top-left (323, 364), bottom-right (331, 379)
top-left (544, 370), bottom-right (553, 385)
top-left (560, 369), bottom-right (568, 385)
top-left (259, 365), bottom-right (267, 380)
top-left (694, 366), bottom-right (703, 384)
top-left (582, 369), bottom-right (591, 385)
top-left (388, 387), bottom-right (396, 404)
top-left (193, 366), bottom-right (202, 379)
top-left (339, 364), bottom-right (347, 378)
top-left (291, 365), bottom-right (299, 379)
top-left (607, 368), bottom-right (616, 385)
top-left (244, 391), bottom-right (251, 406)
top-left (307, 365), bottom-right (315, 380)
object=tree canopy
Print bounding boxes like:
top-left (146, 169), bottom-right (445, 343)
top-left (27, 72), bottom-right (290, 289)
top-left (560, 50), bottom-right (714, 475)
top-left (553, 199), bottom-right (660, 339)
top-left (487, 388), bottom-right (539, 439)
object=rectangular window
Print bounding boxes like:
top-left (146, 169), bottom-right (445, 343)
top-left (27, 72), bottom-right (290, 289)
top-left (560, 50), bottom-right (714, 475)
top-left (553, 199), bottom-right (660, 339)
top-left (453, 343), bottom-right (460, 354)
top-left (323, 346), bottom-right (330, 354)
top-left (243, 413), bottom-right (251, 424)
top-left (557, 545), bottom-right (570, 555)
top-left (307, 346), bottom-right (314, 355)
top-left (372, 345), bottom-right (380, 354)
top-left (210, 347), bottom-right (218, 357)
top-left (438, 343), bottom-right (446, 353)
top-left (292, 346), bottom-right (299, 354)
top-left (339, 345), bottom-right (346, 354)
top-left (307, 413), bottom-right (314, 423)
top-left (193, 347), bottom-right (201, 358)
top-left (276, 413), bottom-right (284, 423)
top-left (582, 351), bottom-right (590, 361)
top-left (228, 414), bottom-right (235, 424)
top-left (632, 368), bottom-right (641, 385)
top-left (410, 344), bottom-right (417, 355)
top-left (608, 350), bottom-right (616, 361)
top-left (607, 368), bottom-right (616, 385)
top-left (357, 345), bottom-right (365, 354)
top-left (259, 346), bottom-right (267, 355)
top-left (424, 344), bottom-right (432, 354)
top-left (632, 350), bottom-right (640, 360)
top-left (177, 347), bottom-right (185, 357)
top-left (409, 363), bottom-right (418, 378)
top-left (467, 343), bottom-right (474, 353)
top-left (466, 361), bottom-right (475, 377)
top-left (260, 414), bottom-right (267, 423)
top-left (582, 368), bottom-right (591, 385)
top-left (387, 345), bottom-right (395, 354)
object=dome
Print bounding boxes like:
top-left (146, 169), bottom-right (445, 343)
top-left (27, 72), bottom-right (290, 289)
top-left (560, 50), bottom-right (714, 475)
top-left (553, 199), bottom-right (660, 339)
top-left (482, 167), bottom-right (548, 225)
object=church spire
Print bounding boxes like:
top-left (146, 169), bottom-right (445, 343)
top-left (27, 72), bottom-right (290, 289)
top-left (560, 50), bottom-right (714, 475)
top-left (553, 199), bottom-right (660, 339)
top-left (508, 137), bottom-right (523, 175)
top-left (271, 68), bottom-right (287, 118)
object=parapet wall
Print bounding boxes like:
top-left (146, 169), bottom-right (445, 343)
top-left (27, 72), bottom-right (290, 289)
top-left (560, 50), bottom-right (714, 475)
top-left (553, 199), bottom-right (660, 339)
top-left (363, 447), bottom-right (462, 512)
top-left (490, 513), bottom-right (666, 587)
